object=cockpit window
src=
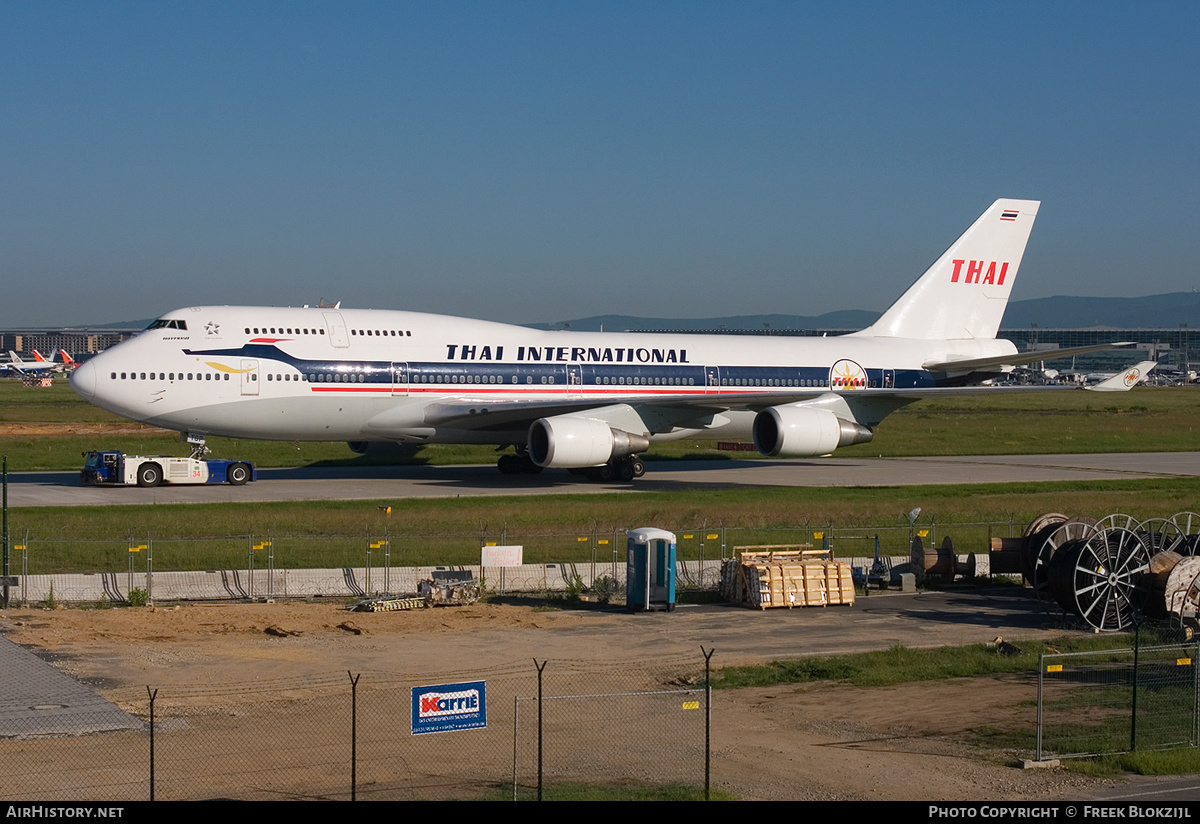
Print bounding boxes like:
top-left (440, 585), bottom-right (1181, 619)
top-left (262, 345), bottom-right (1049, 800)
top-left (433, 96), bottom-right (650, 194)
top-left (147, 319), bottom-right (188, 331)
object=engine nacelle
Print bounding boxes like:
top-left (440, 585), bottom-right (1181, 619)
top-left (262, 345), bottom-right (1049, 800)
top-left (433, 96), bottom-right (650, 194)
top-left (528, 416), bottom-right (650, 468)
top-left (752, 404), bottom-right (873, 458)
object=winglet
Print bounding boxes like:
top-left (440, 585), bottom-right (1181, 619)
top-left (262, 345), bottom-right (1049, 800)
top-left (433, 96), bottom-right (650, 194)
top-left (1087, 361), bottom-right (1158, 392)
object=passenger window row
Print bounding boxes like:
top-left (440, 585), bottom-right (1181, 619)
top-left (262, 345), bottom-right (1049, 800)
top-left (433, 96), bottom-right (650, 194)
top-left (246, 327), bottom-right (325, 336)
top-left (721, 378), bottom-right (827, 387)
top-left (112, 371), bottom-right (231, 381)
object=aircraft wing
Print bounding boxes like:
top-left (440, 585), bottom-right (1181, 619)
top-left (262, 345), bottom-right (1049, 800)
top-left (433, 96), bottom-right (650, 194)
top-left (417, 395), bottom-right (771, 431)
top-left (372, 375), bottom-right (1147, 442)
top-left (923, 342), bottom-right (1135, 373)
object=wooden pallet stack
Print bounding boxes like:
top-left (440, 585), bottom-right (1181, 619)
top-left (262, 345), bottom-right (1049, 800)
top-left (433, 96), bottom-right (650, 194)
top-left (720, 545), bottom-right (856, 610)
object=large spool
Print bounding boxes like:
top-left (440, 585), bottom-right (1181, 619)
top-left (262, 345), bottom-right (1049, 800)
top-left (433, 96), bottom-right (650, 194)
top-left (1046, 528), bottom-right (1151, 632)
top-left (910, 535), bottom-right (976, 584)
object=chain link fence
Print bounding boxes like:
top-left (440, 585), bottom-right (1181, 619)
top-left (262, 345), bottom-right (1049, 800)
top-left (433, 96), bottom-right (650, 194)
top-left (0, 653), bottom-right (714, 801)
top-left (6, 520), bottom-right (1025, 605)
top-left (1037, 636), bottom-right (1200, 760)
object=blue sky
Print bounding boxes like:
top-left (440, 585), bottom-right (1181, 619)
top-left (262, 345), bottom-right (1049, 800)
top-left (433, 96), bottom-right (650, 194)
top-left (3, 2), bottom-right (1198, 327)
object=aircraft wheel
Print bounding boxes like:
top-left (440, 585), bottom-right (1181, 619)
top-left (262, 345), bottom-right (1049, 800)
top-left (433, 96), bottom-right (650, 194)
top-left (617, 461), bottom-right (636, 482)
top-left (596, 463), bottom-right (615, 482)
top-left (630, 457), bottom-right (646, 478)
top-left (136, 463), bottom-right (162, 488)
top-left (226, 463), bottom-right (251, 486)
top-left (497, 454), bottom-right (521, 474)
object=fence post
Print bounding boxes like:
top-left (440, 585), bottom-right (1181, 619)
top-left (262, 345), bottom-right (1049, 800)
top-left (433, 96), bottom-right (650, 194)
top-left (383, 528), bottom-right (390, 596)
top-left (703, 647), bottom-right (715, 801)
top-left (1131, 625), bottom-right (1140, 752)
top-left (147, 687), bottom-right (157, 801)
top-left (1, 457), bottom-right (7, 610)
top-left (1193, 641), bottom-right (1199, 748)
top-left (146, 533), bottom-right (153, 606)
top-left (512, 695), bottom-right (520, 801)
top-left (20, 529), bottom-right (28, 605)
top-left (534, 659), bottom-right (547, 800)
top-left (348, 671), bottom-right (360, 801)
top-left (364, 533), bottom-right (372, 596)
top-left (1036, 653), bottom-right (1044, 762)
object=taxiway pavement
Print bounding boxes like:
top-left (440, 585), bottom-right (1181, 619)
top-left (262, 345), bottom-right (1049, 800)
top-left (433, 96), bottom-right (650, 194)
top-left (5, 451), bottom-right (1197, 507)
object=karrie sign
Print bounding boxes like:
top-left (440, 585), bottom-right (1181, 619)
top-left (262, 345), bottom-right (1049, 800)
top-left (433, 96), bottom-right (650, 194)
top-left (411, 681), bottom-right (487, 735)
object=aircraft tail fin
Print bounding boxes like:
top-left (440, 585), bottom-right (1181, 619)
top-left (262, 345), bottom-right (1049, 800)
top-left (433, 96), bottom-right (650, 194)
top-left (8, 351), bottom-right (24, 364)
top-left (59, 350), bottom-right (75, 365)
top-left (854, 199), bottom-right (1039, 341)
top-left (32, 350), bottom-right (47, 362)
top-left (1087, 361), bottom-right (1157, 392)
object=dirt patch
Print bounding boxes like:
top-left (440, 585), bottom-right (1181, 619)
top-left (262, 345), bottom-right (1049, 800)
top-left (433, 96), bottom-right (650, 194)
top-left (0, 422), bottom-right (172, 437)
top-left (0, 600), bottom-right (1133, 801)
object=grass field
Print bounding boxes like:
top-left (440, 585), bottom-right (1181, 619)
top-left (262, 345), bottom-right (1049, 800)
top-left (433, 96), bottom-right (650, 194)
top-left (1, 380), bottom-right (1198, 470)
top-left (9, 477), bottom-right (1200, 572)
top-left (3, 379), bottom-right (1199, 571)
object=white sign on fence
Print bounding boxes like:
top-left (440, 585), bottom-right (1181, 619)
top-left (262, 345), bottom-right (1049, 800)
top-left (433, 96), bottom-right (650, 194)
top-left (481, 545), bottom-right (523, 567)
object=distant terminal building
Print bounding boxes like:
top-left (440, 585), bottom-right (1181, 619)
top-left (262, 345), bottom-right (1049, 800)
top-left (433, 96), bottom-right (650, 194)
top-left (0, 328), bottom-right (140, 359)
top-left (1001, 328), bottom-right (1194, 374)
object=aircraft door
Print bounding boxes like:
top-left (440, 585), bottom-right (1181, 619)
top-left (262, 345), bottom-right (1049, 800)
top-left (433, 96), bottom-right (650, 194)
top-left (391, 362), bottom-right (409, 396)
top-left (240, 360), bottom-right (259, 395)
top-left (322, 313), bottom-right (350, 348)
top-left (567, 363), bottom-right (583, 395)
top-left (705, 366), bottom-right (721, 394)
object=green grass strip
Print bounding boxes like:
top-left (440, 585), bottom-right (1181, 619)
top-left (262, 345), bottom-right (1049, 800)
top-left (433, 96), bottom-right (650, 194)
top-left (713, 634), bottom-right (1146, 690)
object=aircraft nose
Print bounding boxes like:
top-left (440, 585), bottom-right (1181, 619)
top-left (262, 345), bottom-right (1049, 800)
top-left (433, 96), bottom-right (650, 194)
top-left (70, 359), bottom-right (96, 401)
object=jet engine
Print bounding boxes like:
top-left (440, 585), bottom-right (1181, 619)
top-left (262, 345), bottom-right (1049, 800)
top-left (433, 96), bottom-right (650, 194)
top-left (528, 416), bottom-right (650, 468)
top-left (752, 404), bottom-right (873, 458)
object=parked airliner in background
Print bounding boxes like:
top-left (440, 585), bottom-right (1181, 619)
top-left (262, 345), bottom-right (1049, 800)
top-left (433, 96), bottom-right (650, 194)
top-left (70, 199), bottom-right (1141, 481)
top-left (3, 351), bottom-right (62, 376)
top-left (55, 349), bottom-right (78, 371)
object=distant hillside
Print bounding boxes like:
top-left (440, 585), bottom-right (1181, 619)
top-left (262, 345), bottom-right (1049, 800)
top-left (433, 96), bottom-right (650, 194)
top-left (82, 293), bottom-right (1200, 334)
top-left (525, 310), bottom-right (880, 333)
top-left (530, 292), bottom-right (1200, 333)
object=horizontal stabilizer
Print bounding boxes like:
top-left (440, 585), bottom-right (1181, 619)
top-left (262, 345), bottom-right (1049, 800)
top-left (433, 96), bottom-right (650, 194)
top-left (924, 342), bottom-right (1136, 373)
top-left (1086, 361), bottom-right (1157, 392)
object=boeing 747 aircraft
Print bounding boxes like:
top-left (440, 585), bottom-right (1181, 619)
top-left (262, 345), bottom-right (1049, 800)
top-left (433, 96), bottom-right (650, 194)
top-left (69, 199), bottom-right (1138, 481)
top-left (3, 351), bottom-right (62, 376)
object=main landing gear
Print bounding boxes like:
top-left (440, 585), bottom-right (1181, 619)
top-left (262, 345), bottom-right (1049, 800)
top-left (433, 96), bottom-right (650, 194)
top-left (495, 451), bottom-right (647, 482)
top-left (570, 455), bottom-right (647, 483)
top-left (496, 451), bottom-right (543, 475)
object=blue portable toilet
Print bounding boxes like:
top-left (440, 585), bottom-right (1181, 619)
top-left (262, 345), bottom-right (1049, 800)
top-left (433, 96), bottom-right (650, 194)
top-left (626, 528), bottom-right (677, 612)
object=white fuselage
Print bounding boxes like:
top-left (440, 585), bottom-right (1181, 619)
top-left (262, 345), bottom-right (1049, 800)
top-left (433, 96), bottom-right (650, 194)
top-left (69, 304), bottom-right (1015, 446)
